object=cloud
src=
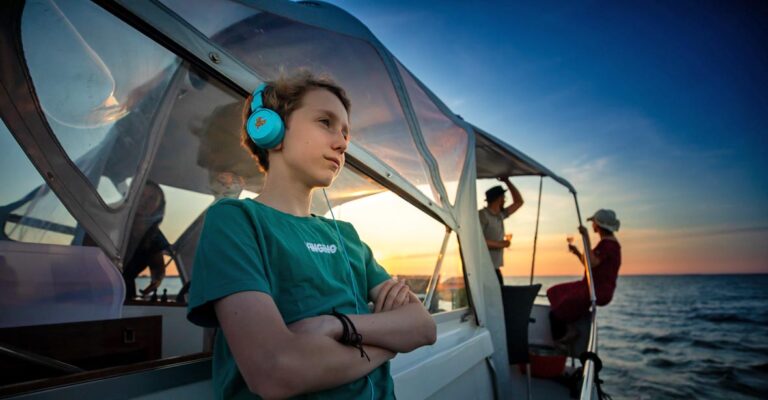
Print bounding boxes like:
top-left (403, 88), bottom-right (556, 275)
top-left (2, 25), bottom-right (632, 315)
top-left (561, 156), bottom-right (612, 186)
top-left (446, 97), bottom-right (466, 109)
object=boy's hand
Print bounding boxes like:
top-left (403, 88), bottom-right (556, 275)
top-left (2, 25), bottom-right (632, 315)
top-left (374, 279), bottom-right (412, 313)
top-left (288, 315), bottom-right (341, 341)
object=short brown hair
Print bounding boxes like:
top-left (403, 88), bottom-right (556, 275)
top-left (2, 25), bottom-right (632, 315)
top-left (241, 71), bottom-right (351, 172)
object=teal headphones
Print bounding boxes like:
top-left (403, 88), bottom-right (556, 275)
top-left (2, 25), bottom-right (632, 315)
top-left (245, 83), bottom-right (285, 149)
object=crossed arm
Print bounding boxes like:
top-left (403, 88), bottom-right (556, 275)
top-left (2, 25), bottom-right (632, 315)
top-left (214, 279), bottom-right (436, 399)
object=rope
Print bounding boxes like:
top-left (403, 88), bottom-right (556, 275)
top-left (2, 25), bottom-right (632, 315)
top-left (579, 351), bottom-right (613, 400)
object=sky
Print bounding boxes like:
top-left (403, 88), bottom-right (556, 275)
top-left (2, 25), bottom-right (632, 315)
top-left (2, 1), bottom-right (766, 278)
top-left (325, 0), bottom-right (768, 275)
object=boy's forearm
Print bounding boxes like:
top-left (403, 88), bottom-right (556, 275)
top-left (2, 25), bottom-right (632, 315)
top-left (348, 302), bottom-right (437, 353)
top-left (264, 335), bottom-right (392, 398)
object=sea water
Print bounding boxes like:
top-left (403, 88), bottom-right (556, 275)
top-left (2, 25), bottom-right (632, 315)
top-left (139, 274), bottom-right (768, 399)
top-left (507, 274), bottom-right (768, 400)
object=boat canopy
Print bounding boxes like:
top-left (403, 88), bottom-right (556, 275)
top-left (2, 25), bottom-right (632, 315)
top-left (473, 125), bottom-right (576, 193)
top-left (0, 2), bottom-right (581, 397)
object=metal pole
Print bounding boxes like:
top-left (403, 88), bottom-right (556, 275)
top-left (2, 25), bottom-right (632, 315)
top-left (529, 177), bottom-right (543, 285)
top-left (572, 192), bottom-right (600, 400)
top-left (423, 227), bottom-right (452, 310)
top-left (572, 193), bottom-right (597, 305)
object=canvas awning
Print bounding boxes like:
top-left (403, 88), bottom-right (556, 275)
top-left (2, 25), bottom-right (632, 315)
top-left (472, 124), bottom-right (575, 193)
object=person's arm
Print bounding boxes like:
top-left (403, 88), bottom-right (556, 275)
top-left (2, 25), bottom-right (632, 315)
top-left (140, 252), bottom-right (165, 294)
top-left (215, 291), bottom-right (394, 399)
top-left (569, 227), bottom-right (601, 267)
top-left (359, 279), bottom-right (436, 352)
top-left (486, 239), bottom-right (511, 249)
top-left (499, 177), bottom-right (524, 216)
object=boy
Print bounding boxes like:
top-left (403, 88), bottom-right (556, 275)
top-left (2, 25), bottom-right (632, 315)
top-left (187, 72), bottom-right (436, 399)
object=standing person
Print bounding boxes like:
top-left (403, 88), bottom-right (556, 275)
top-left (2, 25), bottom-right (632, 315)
top-left (478, 177), bottom-right (524, 286)
top-left (187, 72), bottom-right (436, 399)
top-left (547, 209), bottom-right (622, 343)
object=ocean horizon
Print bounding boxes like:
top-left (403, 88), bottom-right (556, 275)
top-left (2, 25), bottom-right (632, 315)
top-left (506, 274), bottom-right (768, 400)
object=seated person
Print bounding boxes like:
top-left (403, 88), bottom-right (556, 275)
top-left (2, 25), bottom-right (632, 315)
top-left (122, 181), bottom-right (170, 300)
top-left (547, 209), bottom-right (621, 343)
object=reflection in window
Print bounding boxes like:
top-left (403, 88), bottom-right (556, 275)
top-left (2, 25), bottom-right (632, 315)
top-left (21, 0), bottom-right (179, 208)
top-left (150, 63), bottom-right (264, 201)
top-left (0, 121), bottom-right (78, 245)
top-left (315, 166), bottom-right (467, 314)
top-left (160, 0), bottom-right (442, 205)
top-left (139, 63), bottom-right (260, 289)
top-left (397, 61), bottom-right (468, 205)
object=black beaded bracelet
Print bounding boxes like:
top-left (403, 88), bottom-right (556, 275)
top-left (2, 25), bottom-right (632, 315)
top-left (331, 308), bottom-right (370, 361)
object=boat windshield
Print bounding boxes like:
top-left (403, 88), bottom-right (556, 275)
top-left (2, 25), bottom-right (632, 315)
top-left (159, 0), bottom-right (446, 206)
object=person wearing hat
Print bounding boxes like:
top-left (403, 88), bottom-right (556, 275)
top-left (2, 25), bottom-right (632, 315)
top-left (478, 176), bottom-right (524, 286)
top-left (546, 209), bottom-right (622, 343)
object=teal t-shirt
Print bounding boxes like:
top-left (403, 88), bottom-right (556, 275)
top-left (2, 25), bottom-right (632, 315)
top-left (187, 198), bottom-right (393, 399)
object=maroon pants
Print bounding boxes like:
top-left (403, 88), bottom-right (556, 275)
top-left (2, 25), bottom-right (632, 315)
top-left (546, 280), bottom-right (591, 323)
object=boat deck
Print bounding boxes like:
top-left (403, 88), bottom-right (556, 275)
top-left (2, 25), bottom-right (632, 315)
top-left (508, 364), bottom-right (575, 400)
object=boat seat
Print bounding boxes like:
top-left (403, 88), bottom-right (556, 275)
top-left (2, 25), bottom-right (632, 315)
top-left (0, 241), bottom-right (125, 328)
top-left (501, 284), bottom-right (542, 400)
top-left (501, 284), bottom-right (542, 364)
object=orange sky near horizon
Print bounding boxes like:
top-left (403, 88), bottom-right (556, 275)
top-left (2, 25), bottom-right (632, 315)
top-left (144, 177), bottom-right (768, 279)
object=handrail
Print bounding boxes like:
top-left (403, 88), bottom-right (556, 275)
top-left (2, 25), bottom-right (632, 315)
top-left (579, 307), bottom-right (599, 399)
top-left (0, 342), bottom-right (83, 374)
top-left (572, 193), bottom-right (599, 400)
top-left (6, 214), bottom-right (77, 235)
top-left (0, 352), bottom-right (211, 397)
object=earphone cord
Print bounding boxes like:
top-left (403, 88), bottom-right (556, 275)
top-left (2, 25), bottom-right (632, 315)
top-left (321, 188), bottom-right (376, 400)
top-left (322, 188), bottom-right (361, 315)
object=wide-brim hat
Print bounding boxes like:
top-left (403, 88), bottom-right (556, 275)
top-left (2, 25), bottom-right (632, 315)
top-left (485, 185), bottom-right (506, 202)
top-left (587, 209), bottom-right (620, 232)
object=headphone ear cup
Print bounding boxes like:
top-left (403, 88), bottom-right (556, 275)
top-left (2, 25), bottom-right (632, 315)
top-left (246, 108), bottom-right (285, 149)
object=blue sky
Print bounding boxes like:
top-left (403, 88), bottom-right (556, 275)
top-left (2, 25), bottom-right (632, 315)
top-left (327, 0), bottom-right (768, 273)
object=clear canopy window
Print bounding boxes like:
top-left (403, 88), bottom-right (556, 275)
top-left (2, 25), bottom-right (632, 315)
top-left (313, 165), bottom-right (467, 314)
top-left (141, 63), bottom-right (256, 281)
top-left (429, 232), bottom-right (468, 314)
top-left (160, 0), bottom-right (443, 205)
top-left (0, 121), bottom-right (78, 246)
top-left (397, 61), bottom-right (469, 205)
top-left (21, 0), bottom-right (180, 209)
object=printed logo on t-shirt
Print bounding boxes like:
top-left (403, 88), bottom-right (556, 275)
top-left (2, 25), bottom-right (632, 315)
top-left (305, 242), bottom-right (337, 254)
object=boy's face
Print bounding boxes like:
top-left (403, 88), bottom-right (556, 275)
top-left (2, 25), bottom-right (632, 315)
top-left (276, 88), bottom-right (350, 188)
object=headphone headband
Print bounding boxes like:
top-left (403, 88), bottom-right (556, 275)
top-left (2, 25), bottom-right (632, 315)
top-left (250, 82), bottom-right (267, 112)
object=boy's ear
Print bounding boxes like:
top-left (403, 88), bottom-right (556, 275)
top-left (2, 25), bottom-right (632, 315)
top-left (274, 141), bottom-right (284, 151)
